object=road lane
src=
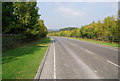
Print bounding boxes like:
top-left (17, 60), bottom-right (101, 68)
top-left (39, 36), bottom-right (119, 79)
top-left (55, 38), bottom-right (100, 79)
top-left (55, 37), bottom-right (118, 79)
top-left (61, 37), bottom-right (118, 64)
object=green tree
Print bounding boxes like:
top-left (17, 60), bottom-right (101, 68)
top-left (2, 2), bottom-right (14, 34)
top-left (13, 2), bottom-right (40, 35)
top-left (38, 20), bottom-right (48, 37)
top-left (48, 16), bottom-right (118, 43)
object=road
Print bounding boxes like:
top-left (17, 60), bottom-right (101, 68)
top-left (38, 36), bottom-right (119, 79)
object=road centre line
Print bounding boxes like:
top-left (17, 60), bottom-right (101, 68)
top-left (67, 38), bottom-right (118, 51)
top-left (107, 60), bottom-right (120, 68)
top-left (63, 39), bottom-right (76, 46)
top-left (85, 50), bottom-right (94, 55)
top-left (70, 43), bottom-right (76, 46)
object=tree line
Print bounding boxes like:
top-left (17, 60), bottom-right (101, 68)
top-left (60, 27), bottom-right (77, 31)
top-left (2, 2), bottom-right (48, 40)
top-left (48, 16), bottom-right (119, 43)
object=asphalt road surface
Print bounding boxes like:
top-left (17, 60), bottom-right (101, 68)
top-left (39, 36), bottom-right (119, 79)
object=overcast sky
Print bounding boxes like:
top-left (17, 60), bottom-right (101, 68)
top-left (37, 2), bottom-right (118, 29)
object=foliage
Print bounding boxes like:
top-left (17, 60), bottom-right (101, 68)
top-left (2, 2), bottom-right (14, 33)
top-left (60, 27), bottom-right (77, 31)
top-left (48, 16), bottom-right (119, 43)
top-left (2, 2), bottom-right (47, 39)
top-left (37, 20), bottom-right (48, 37)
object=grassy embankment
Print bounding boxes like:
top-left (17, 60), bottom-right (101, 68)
top-left (2, 37), bottom-right (51, 79)
top-left (68, 37), bottom-right (119, 48)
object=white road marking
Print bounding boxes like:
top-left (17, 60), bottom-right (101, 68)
top-left (61, 43), bottom-right (100, 79)
top-left (107, 60), bottom-right (120, 68)
top-left (85, 50), bottom-right (94, 55)
top-left (66, 37), bottom-right (118, 51)
top-left (53, 40), bottom-right (56, 79)
top-left (94, 71), bottom-right (97, 73)
top-left (71, 43), bottom-right (76, 46)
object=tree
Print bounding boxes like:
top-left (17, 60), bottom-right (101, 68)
top-left (48, 16), bottom-right (118, 43)
top-left (38, 20), bottom-right (48, 37)
top-left (60, 27), bottom-right (77, 31)
top-left (13, 2), bottom-right (40, 35)
top-left (71, 28), bottom-right (81, 38)
top-left (2, 2), bottom-right (14, 34)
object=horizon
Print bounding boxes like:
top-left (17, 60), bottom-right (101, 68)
top-left (37, 2), bottom-right (118, 29)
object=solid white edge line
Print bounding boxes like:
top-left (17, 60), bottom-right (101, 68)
top-left (85, 50), bottom-right (94, 55)
top-left (107, 60), bottom-right (120, 68)
top-left (53, 40), bottom-right (56, 79)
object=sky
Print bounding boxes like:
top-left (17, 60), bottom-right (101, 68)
top-left (37, 2), bottom-right (118, 29)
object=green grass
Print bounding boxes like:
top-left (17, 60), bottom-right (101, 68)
top-left (68, 37), bottom-right (119, 48)
top-left (2, 37), bottom-right (51, 79)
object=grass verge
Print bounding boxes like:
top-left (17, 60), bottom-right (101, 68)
top-left (68, 37), bottom-right (119, 48)
top-left (2, 37), bottom-right (51, 79)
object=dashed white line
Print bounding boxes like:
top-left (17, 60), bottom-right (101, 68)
top-left (64, 46), bottom-right (100, 79)
top-left (94, 71), bottom-right (97, 73)
top-left (107, 60), bottom-right (120, 68)
top-left (85, 50), bottom-right (94, 55)
top-left (53, 40), bottom-right (56, 79)
top-left (67, 38), bottom-right (118, 51)
top-left (70, 43), bottom-right (76, 46)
